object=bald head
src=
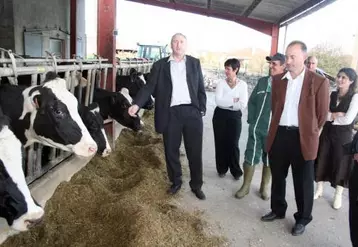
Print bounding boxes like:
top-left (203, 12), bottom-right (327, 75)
top-left (306, 56), bottom-right (318, 72)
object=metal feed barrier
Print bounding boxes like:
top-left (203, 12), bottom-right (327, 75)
top-left (0, 48), bottom-right (153, 184)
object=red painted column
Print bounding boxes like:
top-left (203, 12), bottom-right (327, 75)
top-left (270, 24), bottom-right (279, 55)
top-left (97, 0), bottom-right (117, 145)
top-left (70, 0), bottom-right (77, 57)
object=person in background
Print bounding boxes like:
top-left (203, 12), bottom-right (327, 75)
top-left (314, 68), bottom-right (358, 210)
top-left (261, 40), bottom-right (329, 236)
top-left (348, 131), bottom-right (358, 247)
top-left (128, 33), bottom-right (207, 200)
top-left (235, 53), bottom-right (285, 200)
top-left (306, 55), bottom-right (325, 76)
top-left (212, 58), bottom-right (248, 180)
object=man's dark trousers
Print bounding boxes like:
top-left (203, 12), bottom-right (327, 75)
top-left (162, 104), bottom-right (203, 190)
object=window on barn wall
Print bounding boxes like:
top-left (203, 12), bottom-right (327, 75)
top-left (24, 32), bottom-right (42, 57)
top-left (49, 39), bottom-right (64, 57)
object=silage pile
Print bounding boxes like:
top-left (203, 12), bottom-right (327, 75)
top-left (2, 110), bottom-right (225, 247)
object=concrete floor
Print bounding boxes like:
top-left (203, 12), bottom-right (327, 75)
top-left (175, 92), bottom-right (352, 247)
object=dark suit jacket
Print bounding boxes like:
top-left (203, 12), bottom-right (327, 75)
top-left (134, 55), bottom-right (207, 133)
top-left (266, 69), bottom-right (329, 161)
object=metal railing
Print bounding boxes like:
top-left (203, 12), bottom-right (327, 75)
top-left (0, 48), bottom-right (154, 184)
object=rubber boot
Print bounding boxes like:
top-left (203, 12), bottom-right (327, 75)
top-left (259, 165), bottom-right (271, 201)
top-left (314, 181), bottom-right (324, 200)
top-left (235, 163), bottom-right (255, 199)
top-left (333, 185), bottom-right (344, 210)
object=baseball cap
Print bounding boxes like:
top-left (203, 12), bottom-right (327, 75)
top-left (266, 53), bottom-right (285, 63)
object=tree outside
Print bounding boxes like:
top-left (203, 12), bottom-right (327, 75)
top-left (309, 42), bottom-right (352, 77)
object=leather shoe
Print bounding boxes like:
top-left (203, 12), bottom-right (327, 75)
top-left (291, 224), bottom-right (305, 236)
top-left (167, 184), bottom-right (181, 195)
top-left (191, 189), bottom-right (206, 200)
top-left (261, 211), bottom-right (285, 222)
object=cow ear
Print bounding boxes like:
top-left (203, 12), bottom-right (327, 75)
top-left (33, 95), bottom-right (41, 109)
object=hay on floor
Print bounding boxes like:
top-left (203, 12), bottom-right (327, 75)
top-left (2, 110), bottom-right (226, 247)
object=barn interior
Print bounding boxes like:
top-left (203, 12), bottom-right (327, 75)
top-left (0, 0), bottom-right (339, 246)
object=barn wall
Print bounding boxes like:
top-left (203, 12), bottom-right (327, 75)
top-left (76, 0), bottom-right (86, 57)
top-left (0, 0), bottom-right (15, 50)
top-left (12, 0), bottom-right (70, 57)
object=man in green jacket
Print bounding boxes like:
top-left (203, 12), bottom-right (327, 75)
top-left (235, 53), bottom-right (286, 200)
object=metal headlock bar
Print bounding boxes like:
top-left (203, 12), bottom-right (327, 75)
top-left (0, 48), bottom-right (154, 184)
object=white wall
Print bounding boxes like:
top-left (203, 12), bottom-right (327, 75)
top-left (12, 0), bottom-right (70, 56)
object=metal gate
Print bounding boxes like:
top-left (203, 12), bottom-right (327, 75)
top-left (0, 49), bottom-right (113, 184)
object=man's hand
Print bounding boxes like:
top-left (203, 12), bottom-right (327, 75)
top-left (354, 153), bottom-right (358, 162)
top-left (332, 112), bottom-right (345, 120)
top-left (128, 104), bottom-right (139, 117)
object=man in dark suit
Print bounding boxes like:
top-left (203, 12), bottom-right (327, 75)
top-left (128, 33), bottom-right (207, 200)
top-left (261, 41), bottom-right (329, 236)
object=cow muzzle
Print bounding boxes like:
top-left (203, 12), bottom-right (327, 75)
top-left (101, 147), bottom-right (112, 157)
top-left (73, 139), bottom-right (98, 157)
top-left (26, 216), bottom-right (44, 229)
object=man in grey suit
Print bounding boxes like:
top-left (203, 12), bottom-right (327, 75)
top-left (128, 33), bottom-right (207, 200)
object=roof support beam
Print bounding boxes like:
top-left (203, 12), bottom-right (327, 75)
top-left (242, 0), bottom-right (263, 17)
top-left (279, 0), bottom-right (336, 26)
top-left (70, 0), bottom-right (76, 57)
top-left (97, 0), bottom-right (117, 143)
top-left (126, 0), bottom-right (274, 36)
top-left (270, 24), bottom-right (279, 55)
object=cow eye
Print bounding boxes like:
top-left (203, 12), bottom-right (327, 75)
top-left (54, 109), bottom-right (63, 117)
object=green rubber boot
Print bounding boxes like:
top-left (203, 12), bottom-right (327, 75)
top-left (235, 163), bottom-right (255, 199)
top-left (259, 165), bottom-right (271, 201)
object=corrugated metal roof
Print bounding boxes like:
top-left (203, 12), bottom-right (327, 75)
top-left (127, 0), bottom-right (336, 27)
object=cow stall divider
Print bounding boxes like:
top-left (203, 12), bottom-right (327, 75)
top-left (0, 49), bottom-right (154, 185)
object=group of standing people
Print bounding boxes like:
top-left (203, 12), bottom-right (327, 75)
top-left (128, 33), bottom-right (358, 245)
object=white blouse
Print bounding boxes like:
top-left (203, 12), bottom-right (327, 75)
top-left (215, 79), bottom-right (248, 111)
top-left (327, 93), bottom-right (358, 125)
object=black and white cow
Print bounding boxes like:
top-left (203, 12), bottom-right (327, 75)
top-left (116, 68), bottom-right (154, 110)
top-left (78, 102), bottom-right (112, 157)
top-left (44, 71), bottom-right (112, 157)
top-left (51, 70), bottom-right (144, 132)
top-left (92, 87), bottom-right (142, 131)
top-left (0, 108), bottom-right (44, 231)
top-left (0, 77), bottom-right (98, 157)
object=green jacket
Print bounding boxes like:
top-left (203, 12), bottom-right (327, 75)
top-left (247, 76), bottom-right (271, 131)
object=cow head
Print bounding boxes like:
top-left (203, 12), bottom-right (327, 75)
top-left (129, 68), bottom-right (146, 86)
top-left (79, 102), bottom-right (112, 157)
top-left (0, 112), bottom-right (44, 231)
top-left (109, 91), bottom-right (142, 131)
top-left (21, 77), bottom-right (98, 157)
top-left (129, 69), bottom-right (154, 110)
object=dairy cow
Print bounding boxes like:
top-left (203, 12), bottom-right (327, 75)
top-left (78, 102), bottom-right (112, 157)
top-left (0, 108), bottom-right (44, 231)
top-left (44, 71), bottom-right (112, 157)
top-left (116, 68), bottom-right (154, 110)
top-left (0, 77), bottom-right (98, 157)
top-left (49, 70), bottom-right (143, 132)
top-left (92, 87), bottom-right (142, 131)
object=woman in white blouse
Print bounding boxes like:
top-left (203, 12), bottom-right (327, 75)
top-left (212, 58), bottom-right (248, 180)
top-left (314, 67), bottom-right (358, 209)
